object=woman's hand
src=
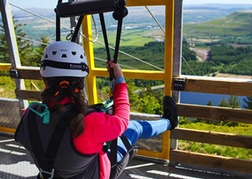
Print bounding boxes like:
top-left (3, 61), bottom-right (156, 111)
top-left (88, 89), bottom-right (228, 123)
top-left (107, 60), bottom-right (124, 79)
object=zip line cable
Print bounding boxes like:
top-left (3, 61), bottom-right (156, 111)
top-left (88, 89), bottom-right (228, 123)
top-left (182, 56), bottom-right (195, 75)
top-left (95, 40), bottom-right (163, 70)
top-left (8, 3), bottom-right (147, 70)
top-left (9, 3), bottom-right (61, 28)
top-left (94, 57), bottom-right (137, 70)
top-left (9, 3), bottom-right (99, 43)
top-left (8, 3), bottom-right (162, 70)
top-left (0, 31), bottom-right (49, 45)
top-left (144, 6), bottom-right (196, 75)
top-left (145, 6), bottom-right (165, 34)
top-left (8, 3), bottom-right (172, 71)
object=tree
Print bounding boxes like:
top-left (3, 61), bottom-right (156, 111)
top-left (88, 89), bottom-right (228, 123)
top-left (28, 36), bottom-right (50, 66)
top-left (219, 98), bottom-right (228, 107)
top-left (219, 96), bottom-right (240, 109)
top-left (135, 86), bottom-right (162, 114)
top-left (182, 40), bottom-right (197, 61)
top-left (243, 96), bottom-right (252, 109)
top-left (0, 17), bottom-right (33, 65)
top-left (207, 100), bottom-right (212, 106)
top-left (127, 80), bottom-right (141, 112)
top-left (0, 20), bottom-right (9, 63)
top-left (227, 95), bottom-right (240, 109)
top-left (139, 94), bottom-right (161, 114)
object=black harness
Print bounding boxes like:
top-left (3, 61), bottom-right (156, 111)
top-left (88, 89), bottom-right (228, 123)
top-left (51, 1), bottom-right (133, 178)
top-left (55, 0), bottom-right (128, 66)
top-left (25, 104), bottom-right (99, 179)
top-left (16, 102), bottom-right (137, 179)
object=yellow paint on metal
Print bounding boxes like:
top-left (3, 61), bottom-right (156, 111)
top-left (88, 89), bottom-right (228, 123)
top-left (161, 0), bottom-right (175, 160)
top-left (126, 0), bottom-right (167, 6)
top-left (81, 0), bottom-right (176, 160)
top-left (131, 0), bottom-right (175, 160)
top-left (0, 63), bottom-right (11, 71)
top-left (0, 127), bottom-right (15, 134)
top-left (91, 68), bottom-right (165, 80)
top-left (82, 15), bottom-right (98, 105)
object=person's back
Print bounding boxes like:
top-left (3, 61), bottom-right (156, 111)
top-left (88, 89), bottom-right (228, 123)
top-left (15, 41), bottom-right (130, 179)
top-left (16, 102), bottom-right (100, 178)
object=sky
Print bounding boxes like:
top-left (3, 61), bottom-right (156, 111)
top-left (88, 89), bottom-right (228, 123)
top-left (8, 0), bottom-right (252, 9)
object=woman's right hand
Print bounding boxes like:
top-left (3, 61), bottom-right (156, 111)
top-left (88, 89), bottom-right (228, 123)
top-left (107, 61), bottom-right (124, 79)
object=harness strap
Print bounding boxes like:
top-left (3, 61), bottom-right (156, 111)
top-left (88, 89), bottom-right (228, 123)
top-left (110, 138), bottom-right (118, 167)
top-left (104, 5), bottom-right (127, 166)
top-left (110, 134), bottom-right (132, 167)
top-left (99, 13), bottom-right (111, 61)
top-left (28, 104), bottom-right (77, 178)
top-left (45, 111), bottom-right (76, 167)
top-left (41, 60), bottom-right (89, 73)
top-left (56, 0), bottom-right (63, 41)
top-left (99, 5), bottom-right (127, 81)
top-left (70, 15), bottom-right (84, 43)
top-left (28, 110), bottom-right (50, 172)
top-left (112, 6), bottom-right (126, 64)
top-left (120, 134), bottom-right (132, 151)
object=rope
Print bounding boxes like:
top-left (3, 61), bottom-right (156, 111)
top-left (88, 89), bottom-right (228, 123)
top-left (95, 41), bottom-right (163, 70)
top-left (144, 6), bottom-right (195, 74)
top-left (182, 56), bottom-right (196, 75)
top-left (145, 6), bottom-right (165, 34)
top-left (8, 3), bottom-right (179, 71)
top-left (9, 3), bottom-right (99, 43)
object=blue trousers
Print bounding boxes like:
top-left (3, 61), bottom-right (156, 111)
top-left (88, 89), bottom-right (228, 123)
top-left (116, 118), bottom-right (171, 162)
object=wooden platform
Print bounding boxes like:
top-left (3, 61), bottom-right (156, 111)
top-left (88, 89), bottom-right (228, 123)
top-left (0, 134), bottom-right (250, 179)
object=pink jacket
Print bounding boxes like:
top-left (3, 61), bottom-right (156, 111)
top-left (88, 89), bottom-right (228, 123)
top-left (73, 82), bottom-right (130, 179)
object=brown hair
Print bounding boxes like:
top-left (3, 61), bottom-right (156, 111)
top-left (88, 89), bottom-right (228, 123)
top-left (41, 77), bottom-right (87, 136)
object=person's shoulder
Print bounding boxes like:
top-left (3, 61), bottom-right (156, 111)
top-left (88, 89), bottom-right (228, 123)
top-left (85, 108), bottom-right (103, 116)
top-left (84, 111), bottom-right (107, 126)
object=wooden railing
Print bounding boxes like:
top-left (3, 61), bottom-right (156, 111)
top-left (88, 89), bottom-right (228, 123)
top-left (1, 65), bottom-right (252, 175)
top-left (170, 76), bottom-right (252, 174)
top-left (12, 67), bottom-right (252, 173)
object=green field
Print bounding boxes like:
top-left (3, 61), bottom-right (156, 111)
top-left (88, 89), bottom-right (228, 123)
top-left (179, 118), bottom-right (252, 160)
top-left (93, 29), bottom-right (157, 48)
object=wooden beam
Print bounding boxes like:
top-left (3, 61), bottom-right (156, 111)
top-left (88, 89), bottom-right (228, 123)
top-left (16, 67), bottom-right (42, 80)
top-left (15, 89), bottom-right (41, 101)
top-left (177, 103), bottom-right (252, 124)
top-left (170, 150), bottom-right (252, 174)
top-left (174, 76), bottom-right (252, 96)
top-left (13, 69), bottom-right (252, 98)
top-left (171, 128), bottom-right (252, 149)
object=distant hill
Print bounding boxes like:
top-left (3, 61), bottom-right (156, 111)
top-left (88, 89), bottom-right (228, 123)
top-left (183, 4), bottom-right (251, 24)
top-left (8, 4), bottom-right (252, 42)
top-left (183, 10), bottom-right (252, 38)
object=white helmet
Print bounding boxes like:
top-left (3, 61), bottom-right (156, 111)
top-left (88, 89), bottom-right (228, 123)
top-left (40, 41), bottom-right (89, 77)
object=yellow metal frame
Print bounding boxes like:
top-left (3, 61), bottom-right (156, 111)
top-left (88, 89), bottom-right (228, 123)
top-left (82, 0), bottom-right (175, 160)
top-left (0, 63), bottom-right (11, 71)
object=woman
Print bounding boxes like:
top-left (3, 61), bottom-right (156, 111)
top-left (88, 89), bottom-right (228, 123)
top-left (15, 41), bottom-right (177, 179)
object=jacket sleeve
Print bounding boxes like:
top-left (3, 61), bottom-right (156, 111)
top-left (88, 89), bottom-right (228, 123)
top-left (86, 82), bottom-right (130, 143)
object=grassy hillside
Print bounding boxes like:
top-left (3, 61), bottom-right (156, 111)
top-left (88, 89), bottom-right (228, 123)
top-left (184, 10), bottom-right (252, 38)
top-left (12, 4), bottom-right (252, 43)
top-left (221, 54), bottom-right (252, 75)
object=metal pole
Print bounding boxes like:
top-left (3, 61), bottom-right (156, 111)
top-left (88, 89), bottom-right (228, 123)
top-left (170, 0), bottom-right (183, 155)
top-left (68, 0), bottom-right (80, 43)
top-left (0, 0), bottom-right (28, 112)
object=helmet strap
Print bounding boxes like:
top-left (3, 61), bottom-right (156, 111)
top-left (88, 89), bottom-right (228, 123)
top-left (41, 60), bottom-right (89, 73)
